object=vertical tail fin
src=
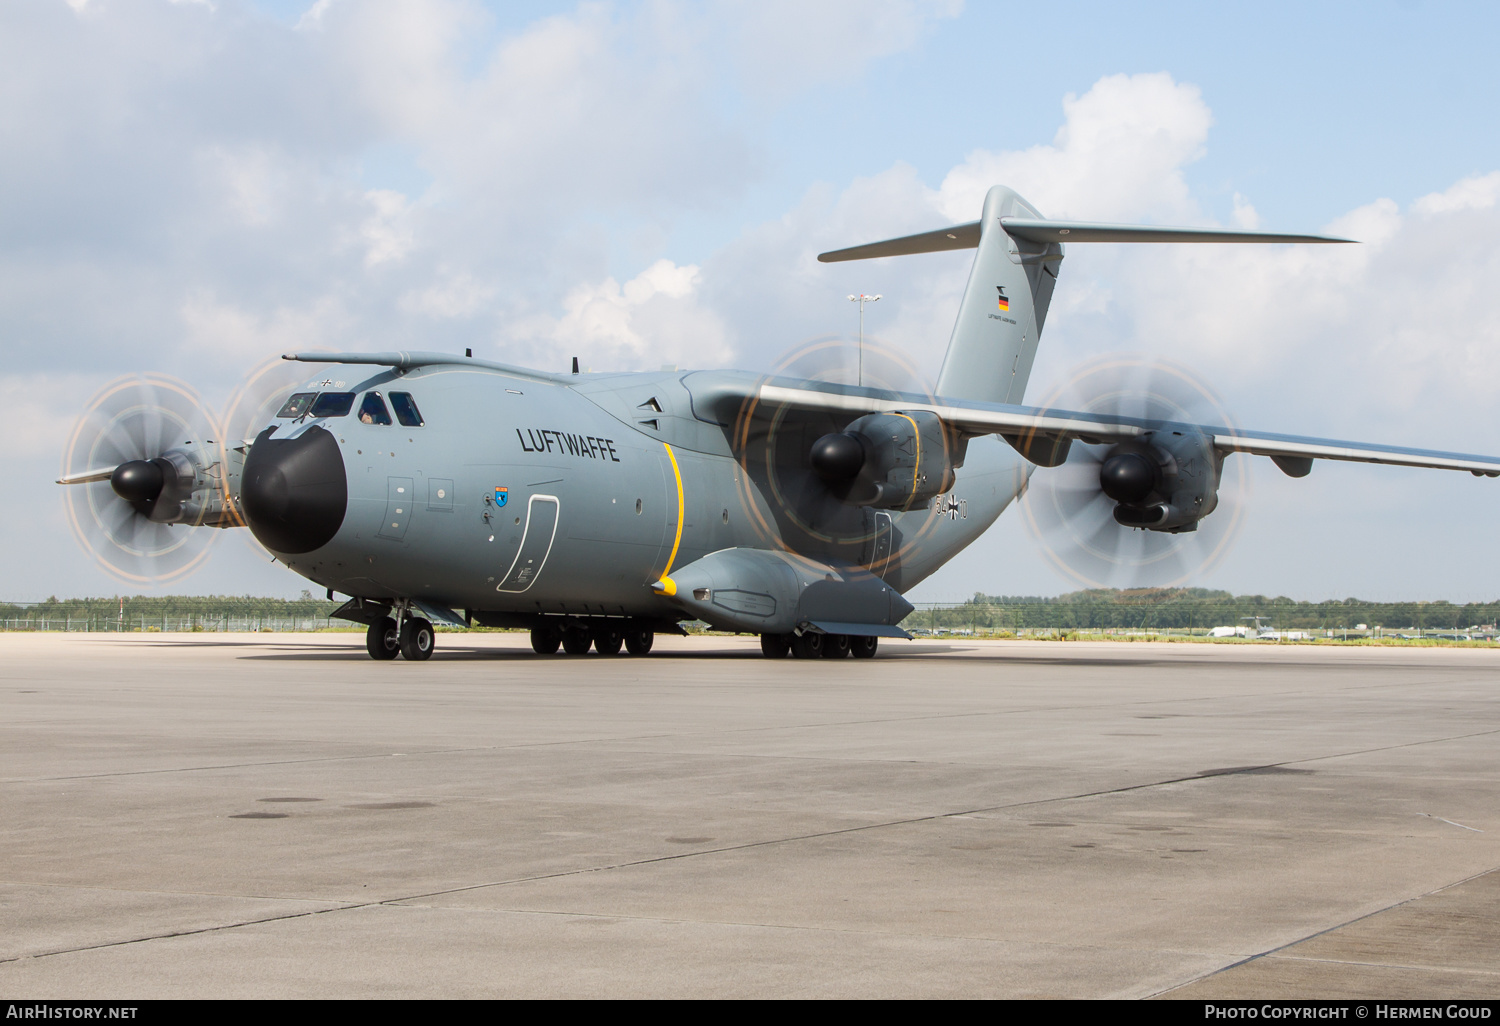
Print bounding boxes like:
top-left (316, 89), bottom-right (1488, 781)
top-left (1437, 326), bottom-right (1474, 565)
top-left (818, 185), bottom-right (1062, 406)
top-left (933, 186), bottom-right (1061, 405)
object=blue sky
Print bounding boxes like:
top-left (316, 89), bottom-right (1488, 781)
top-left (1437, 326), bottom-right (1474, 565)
top-left (5, 0), bottom-right (1500, 602)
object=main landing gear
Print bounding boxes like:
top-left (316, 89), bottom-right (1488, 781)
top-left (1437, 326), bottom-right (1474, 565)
top-left (531, 625), bottom-right (656, 656)
top-left (760, 632), bottom-right (878, 659)
top-left (365, 612), bottom-right (435, 661)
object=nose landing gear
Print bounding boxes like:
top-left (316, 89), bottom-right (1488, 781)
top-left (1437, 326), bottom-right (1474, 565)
top-left (363, 603), bottom-right (436, 661)
top-left (366, 616), bottom-right (400, 660)
top-left (399, 617), bottom-right (435, 661)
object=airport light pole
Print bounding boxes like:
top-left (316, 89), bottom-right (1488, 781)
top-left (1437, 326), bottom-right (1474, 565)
top-left (847, 293), bottom-right (881, 386)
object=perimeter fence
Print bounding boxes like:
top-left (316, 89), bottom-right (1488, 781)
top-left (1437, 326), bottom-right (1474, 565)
top-left (0, 595), bottom-right (344, 633)
top-left (0, 614), bottom-right (343, 633)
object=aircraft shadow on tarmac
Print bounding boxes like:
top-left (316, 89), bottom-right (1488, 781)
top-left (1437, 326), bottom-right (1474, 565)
top-left (116, 636), bottom-right (1479, 671)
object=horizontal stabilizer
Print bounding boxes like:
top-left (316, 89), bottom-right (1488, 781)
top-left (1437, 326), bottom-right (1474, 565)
top-left (998, 218), bottom-right (1354, 246)
top-left (817, 221), bottom-right (979, 262)
top-left (817, 217), bottom-right (1352, 262)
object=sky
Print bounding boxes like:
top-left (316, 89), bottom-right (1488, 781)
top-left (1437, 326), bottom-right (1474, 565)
top-left (6, 0), bottom-right (1500, 603)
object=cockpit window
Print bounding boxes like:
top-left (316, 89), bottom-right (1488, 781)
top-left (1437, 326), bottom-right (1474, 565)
top-left (391, 392), bottom-right (424, 427)
top-left (358, 391), bottom-right (392, 426)
top-left (308, 392), bottom-right (355, 418)
top-left (277, 393), bottom-right (315, 419)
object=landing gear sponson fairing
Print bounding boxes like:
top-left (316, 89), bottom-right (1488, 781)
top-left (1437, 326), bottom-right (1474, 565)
top-left (58, 186), bottom-right (1500, 660)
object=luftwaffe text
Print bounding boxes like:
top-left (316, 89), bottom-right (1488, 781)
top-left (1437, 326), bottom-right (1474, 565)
top-left (517, 428), bottom-right (620, 462)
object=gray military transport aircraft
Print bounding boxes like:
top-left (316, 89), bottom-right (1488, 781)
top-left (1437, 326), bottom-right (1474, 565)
top-left (58, 186), bottom-right (1500, 661)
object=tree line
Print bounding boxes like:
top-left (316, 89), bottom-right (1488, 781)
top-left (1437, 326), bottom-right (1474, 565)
top-left (0, 593), bottom-right (338, 624)
top-left (910, 588), bottom-right (1500, 631)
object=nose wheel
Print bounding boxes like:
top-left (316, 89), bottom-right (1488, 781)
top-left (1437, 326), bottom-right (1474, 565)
top-left (364, 611), bottom-right (435, 661)
top-left (366, 617), bottom-right (400, 660)
top-left (399, 617), bottom-right (435, 661)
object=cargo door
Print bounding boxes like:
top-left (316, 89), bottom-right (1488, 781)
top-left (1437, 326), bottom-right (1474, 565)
top-left (496, 494), bottom-right (560, 593)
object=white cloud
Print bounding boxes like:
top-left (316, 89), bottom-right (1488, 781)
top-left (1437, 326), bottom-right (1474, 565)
top-left (0, 373), bottom-right (93, 463)
top-left (509, 259), bottom-right (732, 371)
top-left (199, 145), bottom-right (283, 227)
top-left (1411, 171), bottom-right (1500, 216)
top-left (178, 292), bottom-right (351, 375)
top-left (398, 268), bottom-right (495, 320)
top-left (937, 72), bottom-right (1213, 223)
top-left (1081, 186), bottom-right (1500, 443)
top-left (360, 188), bottom-right (416, 266)
top-left (714, 0), bottom-right (963, 100)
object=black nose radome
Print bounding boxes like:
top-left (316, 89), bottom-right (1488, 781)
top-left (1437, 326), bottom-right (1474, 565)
top-left (240, 426), bottom-right (347, 554)
top-left (111, 459), bottom-right (166, 513)
top-left (1100, 451), bottom-right (1159, 505)
top-left (810, 432), bottom-right (866, 483)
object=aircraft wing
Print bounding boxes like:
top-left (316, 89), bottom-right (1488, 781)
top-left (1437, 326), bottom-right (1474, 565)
top-left (751, 383), bottom-right (1500, 477)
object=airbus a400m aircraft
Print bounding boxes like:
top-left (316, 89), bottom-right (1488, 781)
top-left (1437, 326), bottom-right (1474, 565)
top-left (59, 186), bottom-right (1500, 661)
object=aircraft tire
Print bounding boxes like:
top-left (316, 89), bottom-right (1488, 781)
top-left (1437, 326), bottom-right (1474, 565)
top-left (624, 630), bottom-right (654, 655)
top-left (366, 617), bottom-right (400, 660)
top-left (592, 628), bottom-right (624, 656)
top-left (850, 635), bottom-right (879, 659)
top-left (759, 633), bottom-right (790, 658)
top-left (790, 632), bottom-right (824, 659)
top-left (399, 617), bottom-right (435, 661)
top-left (821, 634), bottom-right (851, 659)
top-left (530, 627), bottom-right (561, 654)
top-left (561, 629), bottom-right (592, 656)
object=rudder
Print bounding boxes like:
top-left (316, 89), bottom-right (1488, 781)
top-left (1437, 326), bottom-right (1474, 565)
top-left (933, 186), bottom-right (1062, 405)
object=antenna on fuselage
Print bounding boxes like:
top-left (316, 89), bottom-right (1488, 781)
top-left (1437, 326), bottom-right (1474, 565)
top-left (572, 357), bottom-right (580, 374)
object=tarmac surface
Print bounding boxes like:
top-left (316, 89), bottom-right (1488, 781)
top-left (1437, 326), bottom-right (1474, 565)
top-left (1, 631), bottom-right (1498, 999)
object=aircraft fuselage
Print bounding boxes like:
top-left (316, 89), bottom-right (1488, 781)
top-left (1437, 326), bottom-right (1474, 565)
top-left (242, 362), bottom-right (1030, 628)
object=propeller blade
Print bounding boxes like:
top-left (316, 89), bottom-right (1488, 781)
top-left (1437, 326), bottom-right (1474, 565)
top-left (61, 374), bottom-right (221, 585)
top-left (1022, 356), bottom-right (1248, 588)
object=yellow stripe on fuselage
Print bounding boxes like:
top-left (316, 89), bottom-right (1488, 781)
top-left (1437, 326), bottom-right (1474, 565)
top-left (663, 442), bottom-right (685, 576)
top-left (891, 412), bottom-right (921, 505)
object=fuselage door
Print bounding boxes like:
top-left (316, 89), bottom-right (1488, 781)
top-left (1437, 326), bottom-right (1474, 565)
top-left (864, 509), bottom-right (894, 578)
top-left (378, 477), bottom-right (414, 541)
top-left (496, 494), bottom-right (560, 593)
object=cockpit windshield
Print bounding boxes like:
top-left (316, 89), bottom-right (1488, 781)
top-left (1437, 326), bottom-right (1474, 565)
top-left (391, 392), bottom-right (424, 427)
top-left (358, 392), bottom-right (393, 426)
top-left (308, 392), bottom-right (356, 418)
top-left (277, 393), bottom-right (315, 418)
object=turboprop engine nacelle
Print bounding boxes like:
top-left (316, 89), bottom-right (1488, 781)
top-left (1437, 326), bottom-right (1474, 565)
top-left (808, 410), bottom-right (964, 511)
top-left (108, 441), bottom-right (243, 528)
top-left (1100, 429), bottom-right (1221, 533)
